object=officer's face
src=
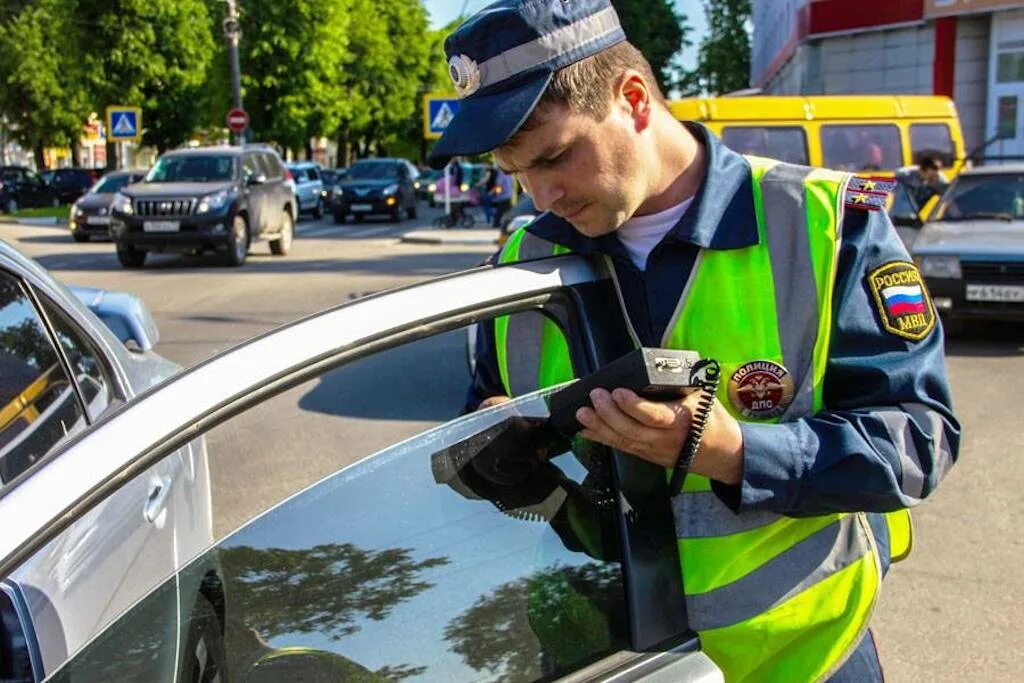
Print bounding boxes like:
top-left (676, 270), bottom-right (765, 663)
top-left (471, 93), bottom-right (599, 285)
top-left (494, 101), bottom-right (647, 237)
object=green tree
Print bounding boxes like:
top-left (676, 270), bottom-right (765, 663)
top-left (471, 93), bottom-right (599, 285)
top-left (233, 0), bottom-right (352, 154)
top-left (0, 0), bottom-right (89, 168)
top-left (336, 0), bottom-right (431, 162)
top-left (687, 0), bottom-right (752, 96)
top-left (612, 0), bottom-right (691, 93)
top-left (73, 0), bottom-right (216, 161)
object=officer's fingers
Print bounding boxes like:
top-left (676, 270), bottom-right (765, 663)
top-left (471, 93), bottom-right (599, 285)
top-left (611, 388), bottom-right (684, 428)
top-left (587, 389), bottom-right (651, 441)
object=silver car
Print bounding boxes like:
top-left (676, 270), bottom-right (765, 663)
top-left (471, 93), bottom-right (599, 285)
top-left (0, 256), bottom-right (726, 682)
top-left (909, 164), bottom-right (1024, 324)
top-left (0, 239), bottom-right (216, 681)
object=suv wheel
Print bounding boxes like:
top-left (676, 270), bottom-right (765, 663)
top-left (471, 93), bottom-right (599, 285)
top-left (116, 243), bottom-right (146, 268)
top-left (270, 211), bottom-right (293, 256)
top-left (313, 198), bottom-right (324, 220)
top-left (72, 231), bottom-right (89, 243)
top-left (224, 214), bottom-right (249, 267)
top-left (390, 205), bottom-right (402, 223)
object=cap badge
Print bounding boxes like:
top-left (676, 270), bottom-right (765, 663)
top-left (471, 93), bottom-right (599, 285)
top-left (727, 360), bottom-right (795, 420)
top-left (449, 54), bottom-right (481, 98)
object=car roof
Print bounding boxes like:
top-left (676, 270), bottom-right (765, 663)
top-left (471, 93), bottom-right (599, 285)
top-left (162, 147), bottom-right (243, 157)
top-left (960, 163), bottom-right (1024, 175)
top-left (286, 161), bottom-right (320, 167)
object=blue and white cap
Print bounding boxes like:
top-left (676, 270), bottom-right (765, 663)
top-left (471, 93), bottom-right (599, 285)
top-left (427, 0), bottom-right (626, 169)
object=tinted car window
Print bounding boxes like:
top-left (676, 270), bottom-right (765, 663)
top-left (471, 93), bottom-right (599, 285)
top-left (146, 155), bottom-right (236, 183)
top-left (42, 310), bottom-right (630, 681)
top-left (306, 167), bottom-right (320, 181)
top-left (348, 161), bottom-right (400, 180)
top-left (935, 173), bottom-right (1024, 220)
top-left (721, 126), bottom-right (809, 165)
top-left (92, 174), bottom-right (133, 194)
top-left (821, 124), bottom-right (902, 171)
top-left (0, 274), bottom-right (85, 484)
top-left (36, 295), bottom-right (115, 421)
top-left (910, 124), bottom-right (955, 169)
top-left (242, 154), bottom-right (261, 181)
top-left (289, 167), bottom-right (309, 182)
top-left (0, 169), bottom-right (23, 183)
top-left (260, 153), bottom-right (284, 180)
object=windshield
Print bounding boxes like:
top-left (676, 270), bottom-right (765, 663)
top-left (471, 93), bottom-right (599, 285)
top-left (145, 155), bottom-right (235, 183)
top-left (347, 161), bottom-right (398, 180)
top-left (91, 175), bottom-right (133, 194)
top-left (934, 173), bottom-right (1024, 221)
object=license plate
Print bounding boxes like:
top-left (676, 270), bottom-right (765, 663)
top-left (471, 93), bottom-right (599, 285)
top-left (966, 284), bottom-right (1024, 302)
top-left (350, 203), bottom-right (373, 212)
top-left (85, 215), bottom-right (110, 225)
top-left (143, 220), bottom-right (180, 233)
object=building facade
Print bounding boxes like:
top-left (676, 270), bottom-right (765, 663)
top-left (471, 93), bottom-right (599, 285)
top-left (752, 0), bottom-right (1024, 162)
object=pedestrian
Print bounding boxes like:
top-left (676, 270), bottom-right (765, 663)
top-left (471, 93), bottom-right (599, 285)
top-left (897, 154), bottom-right (950, 207)
top-left (429, 1), bottom-right (960, 681)
top-left (489, 166), bottom-right (514, 228)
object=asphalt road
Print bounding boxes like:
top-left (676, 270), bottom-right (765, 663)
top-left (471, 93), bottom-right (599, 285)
top-left (1, 211), bottom-right (1021, 681)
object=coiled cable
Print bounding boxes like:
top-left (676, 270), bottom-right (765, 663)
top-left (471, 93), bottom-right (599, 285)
top-left (668, 358), bottom-right (721, 496)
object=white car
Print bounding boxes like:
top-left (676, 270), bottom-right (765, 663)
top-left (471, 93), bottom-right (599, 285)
top-left (0, 239), bottom-right (215, 681)
top-left (0, 255), bottom-right (724, 682)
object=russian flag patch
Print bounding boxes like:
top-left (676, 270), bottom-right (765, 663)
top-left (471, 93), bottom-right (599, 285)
top-left (868, 262), bottom-right (936, 341)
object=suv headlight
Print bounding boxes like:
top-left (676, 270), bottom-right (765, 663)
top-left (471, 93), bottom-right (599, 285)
top-left (382, 184), bottom-right (399, 196)
top-left (916, 255), bottom-right (961, 279)
top-left (112, 192), bottom-right (133, 215)
top-left (197, 189), bottom-right (231, 214)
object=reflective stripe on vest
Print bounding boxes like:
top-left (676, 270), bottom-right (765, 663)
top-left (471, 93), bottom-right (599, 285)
top-left (493, 158), bottom-right (909, 680)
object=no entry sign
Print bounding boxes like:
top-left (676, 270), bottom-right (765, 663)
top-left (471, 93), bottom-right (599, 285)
top-left (226, 108), bottom-right (249, 133)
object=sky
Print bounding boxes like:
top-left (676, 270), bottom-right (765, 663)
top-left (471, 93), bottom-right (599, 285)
top-left (423, 0), bottom-right (707, 71)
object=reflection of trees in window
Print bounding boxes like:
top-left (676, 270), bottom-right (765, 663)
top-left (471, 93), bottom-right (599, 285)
top-left (220, 543), bottom-right (448, 678)
top-left (444, 562), bottom-right (625, 682)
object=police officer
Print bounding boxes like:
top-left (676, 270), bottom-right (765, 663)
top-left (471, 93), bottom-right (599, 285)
top-left (429, 1), bottom-right (960, 680)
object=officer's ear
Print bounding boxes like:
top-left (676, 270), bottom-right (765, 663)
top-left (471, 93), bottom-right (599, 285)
top-left (617, 72), bottom-right (652, 132)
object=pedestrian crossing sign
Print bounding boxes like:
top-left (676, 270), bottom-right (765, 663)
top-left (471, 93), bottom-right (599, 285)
top-left (423, 94), bottom-right (460, 140)
top-left (106, 106), bottom-right (142, 142)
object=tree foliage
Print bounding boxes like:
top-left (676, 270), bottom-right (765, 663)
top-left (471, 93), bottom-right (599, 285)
top-left (612, 0), bottom-right (691, 93)
top-left (686, 0), bottom-right (752, 96)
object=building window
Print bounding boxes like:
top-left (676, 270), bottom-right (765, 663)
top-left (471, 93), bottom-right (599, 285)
top-left (996, 51), bottom-right (1024, 83)
top-left (820, 124), bottom-right (902, 172)
top-left (721, 126), bottom-right (810, 165)
top-left (910, 124), bottom-right (955, 168)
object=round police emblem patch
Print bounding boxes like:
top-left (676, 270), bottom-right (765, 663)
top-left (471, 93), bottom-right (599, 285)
top-left (727, 360), bottom-right (795, 420)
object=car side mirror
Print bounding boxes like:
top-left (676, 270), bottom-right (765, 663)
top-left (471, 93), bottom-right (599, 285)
top-left (247, 173), bottom-right (268, 186)
top-left (70, 286), bottom-right (160, 351)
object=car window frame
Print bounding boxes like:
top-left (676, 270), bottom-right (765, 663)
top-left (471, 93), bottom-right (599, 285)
top-left (0, 256), bottom-right (696, 661)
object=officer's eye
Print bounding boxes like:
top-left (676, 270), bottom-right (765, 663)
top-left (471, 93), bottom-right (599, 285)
top-left (541, 147), bottom-right (570, 168)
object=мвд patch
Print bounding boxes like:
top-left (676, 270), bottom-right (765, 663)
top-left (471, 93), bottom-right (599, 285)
top-left (868, 261), bottom-right (936, 341)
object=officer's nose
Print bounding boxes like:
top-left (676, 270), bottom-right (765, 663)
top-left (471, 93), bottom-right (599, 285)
top-left (526, 176), bottom-right (565, 213)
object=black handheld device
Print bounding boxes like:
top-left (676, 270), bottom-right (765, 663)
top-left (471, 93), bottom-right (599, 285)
top-left (546, 348), bottom-right (704, 437)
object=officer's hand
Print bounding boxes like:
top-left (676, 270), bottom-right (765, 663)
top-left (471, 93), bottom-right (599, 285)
top-left (576, 388), bottom-right (743, 485)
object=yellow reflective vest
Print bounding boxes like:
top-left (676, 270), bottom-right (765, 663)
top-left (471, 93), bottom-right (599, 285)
top-left (494, 157), bottom-right (912, 681)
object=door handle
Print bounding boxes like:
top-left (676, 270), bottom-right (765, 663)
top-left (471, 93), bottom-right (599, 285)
top-left (143, 476), bottom-right (173, 524)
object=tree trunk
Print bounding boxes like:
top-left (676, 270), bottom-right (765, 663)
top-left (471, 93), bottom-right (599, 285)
top-left (71, 144), bottom-right (80, 167)
top-left (106, 141), bottom-right (117, 171)
top-left (33, 141), bottom-right (46, 171)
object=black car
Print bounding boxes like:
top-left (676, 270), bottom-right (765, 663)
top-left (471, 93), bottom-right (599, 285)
top-left (0, 166), bottom-right (59, 214)
top-left (46, 168), bottom-right (99, 204)
top-left (109, 146), bottom-right (296, 268)
top-left (69, 169), bottom-right (147, 242)
top-left (332, 158), bottom-right (418, 224)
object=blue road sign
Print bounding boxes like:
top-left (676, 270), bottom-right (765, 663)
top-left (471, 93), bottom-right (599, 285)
top-left (106, 106), bottom-right (142, 142)
top-left (423, 96), bottom-right (461, 140)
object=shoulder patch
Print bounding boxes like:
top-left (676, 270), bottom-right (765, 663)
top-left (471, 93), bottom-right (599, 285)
top-left (844, 176), bottom-right (897, 212)
top-left (867, 261), bottom-right (936, 341)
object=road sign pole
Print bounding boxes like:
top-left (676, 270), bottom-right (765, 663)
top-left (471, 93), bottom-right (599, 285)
top-left (224, 0), bottom-right (245, 144)
top-left (444, 161), bottom-right (452, 222)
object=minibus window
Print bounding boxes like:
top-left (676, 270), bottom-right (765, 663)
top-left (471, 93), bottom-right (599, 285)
top-left (910, 124), bottom-right (955, 168)
top-left (721, 126), bottom-right (809, 165)
top-left (821, 125), bottom-right (902, 172)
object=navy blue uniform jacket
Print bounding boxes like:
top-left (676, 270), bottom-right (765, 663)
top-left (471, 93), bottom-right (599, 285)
top-left (467, 123), bottom-right (961, 517)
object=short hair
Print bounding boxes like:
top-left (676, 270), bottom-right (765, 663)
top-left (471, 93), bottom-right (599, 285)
top-left (514, 41), bottom-right (666, 136)
top-left (918, 155), bottom-right (941, 171)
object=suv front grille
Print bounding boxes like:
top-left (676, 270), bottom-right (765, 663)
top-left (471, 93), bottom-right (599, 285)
top-left (134, 198), bottom-right (197, 217)
top-left (961, 261), bottom-right (1024, 284)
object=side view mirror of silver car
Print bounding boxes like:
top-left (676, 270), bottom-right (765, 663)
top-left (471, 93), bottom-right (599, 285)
top-left (70, 286), bottom-right (160, 352)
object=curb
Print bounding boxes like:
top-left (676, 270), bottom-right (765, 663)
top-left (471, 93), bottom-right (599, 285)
top-left (401, 229), bottom-right (499, 246)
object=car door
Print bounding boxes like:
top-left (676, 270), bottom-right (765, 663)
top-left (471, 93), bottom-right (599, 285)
top-left (0, 256), bottom-right (721, 682)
